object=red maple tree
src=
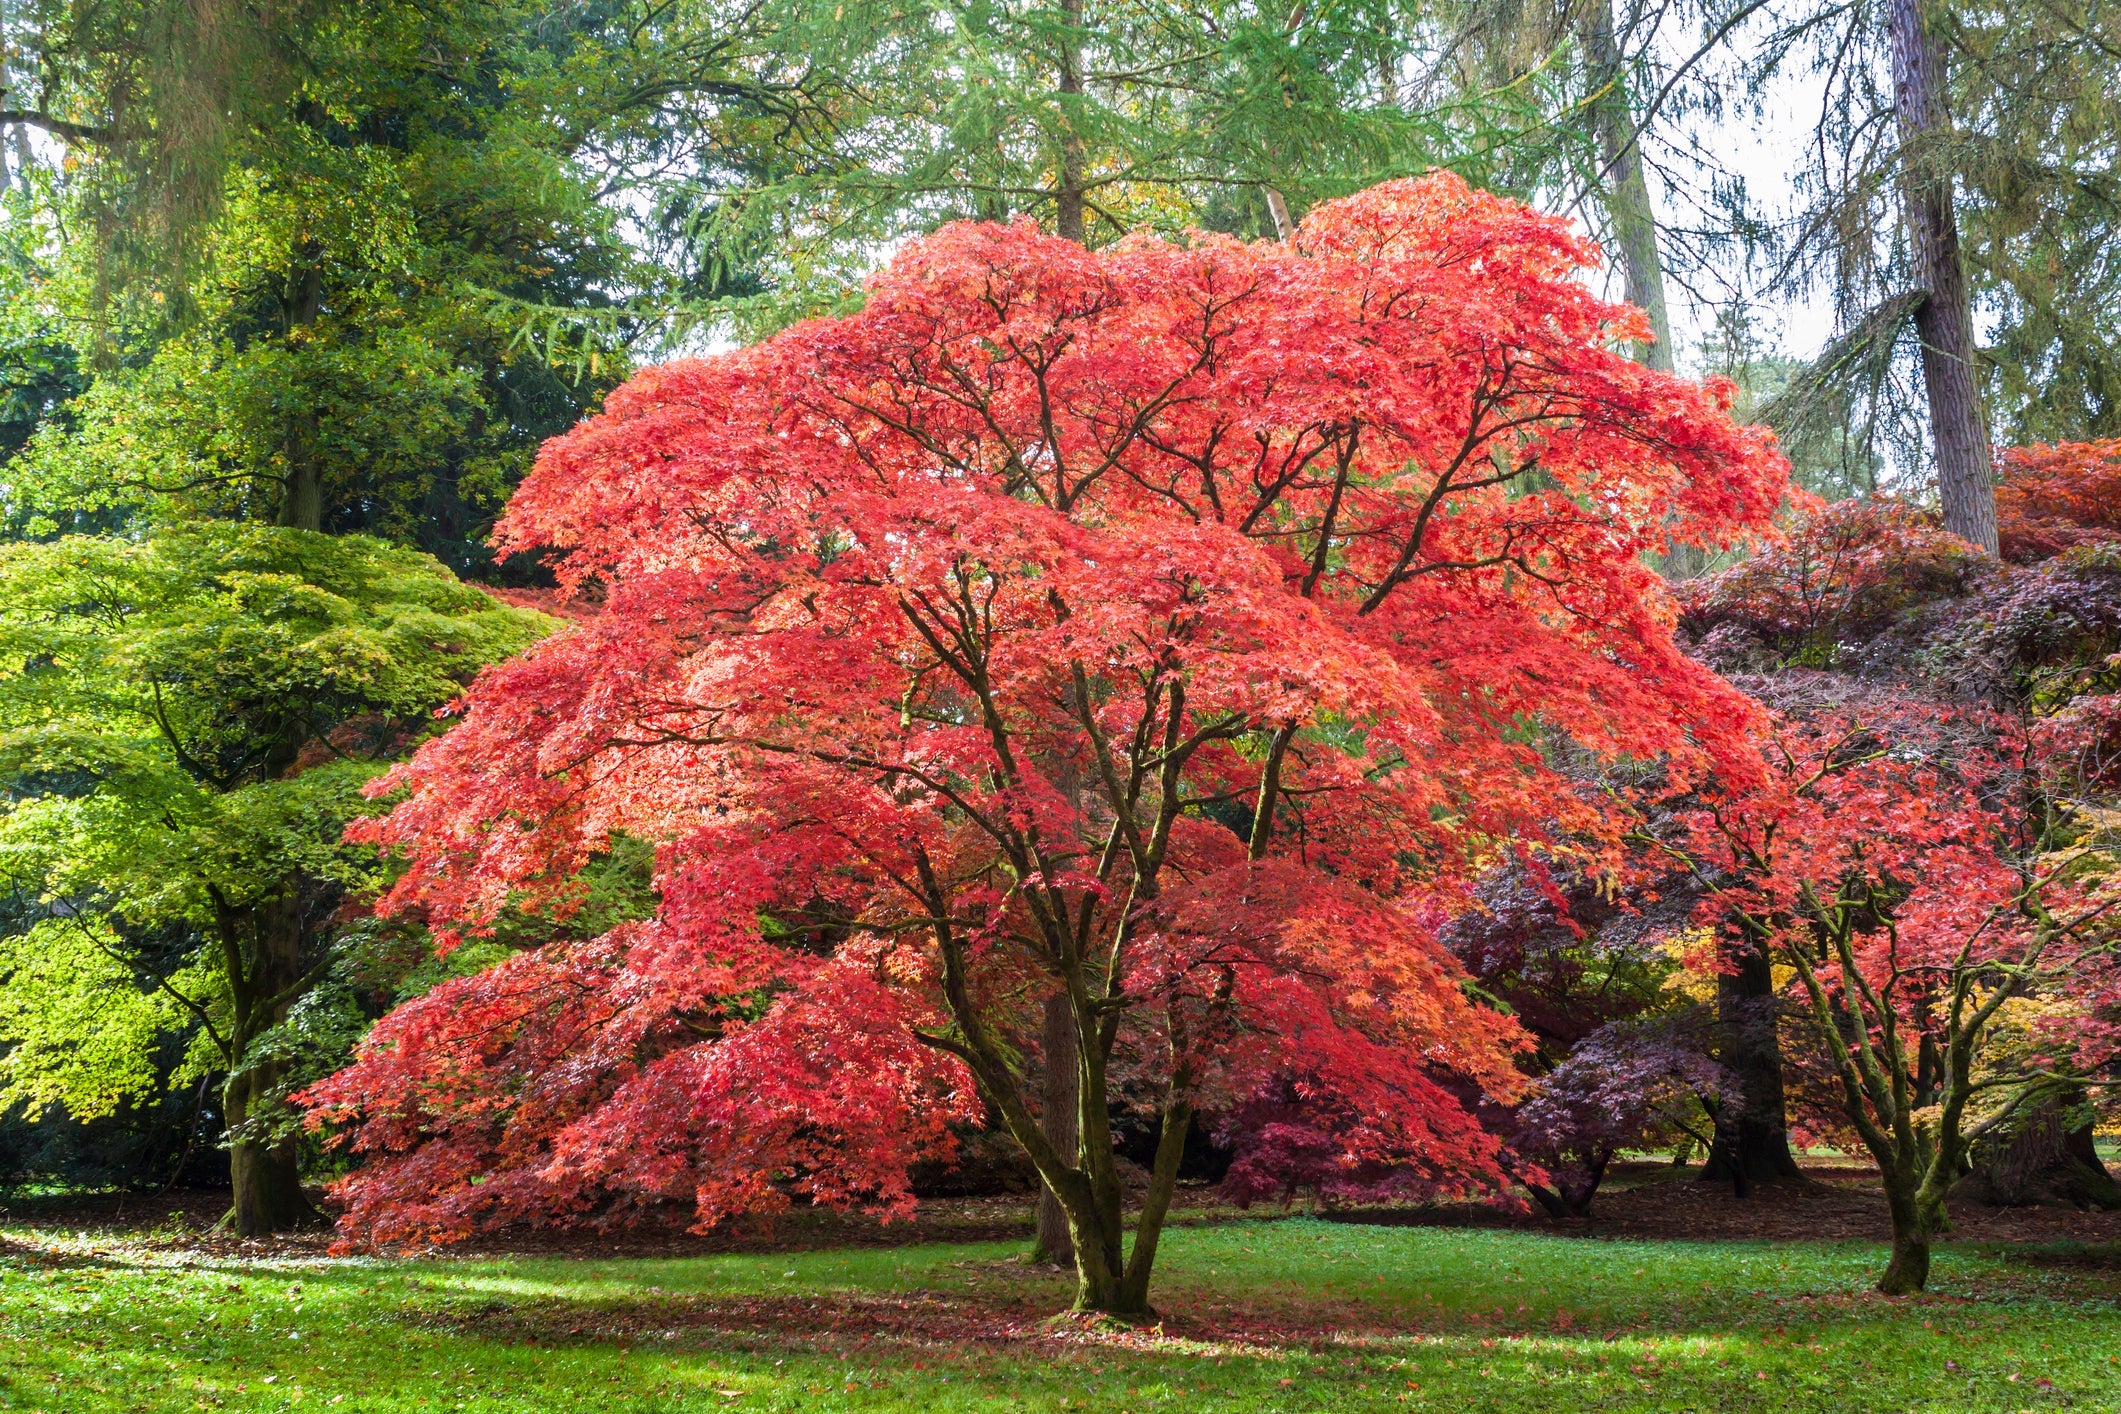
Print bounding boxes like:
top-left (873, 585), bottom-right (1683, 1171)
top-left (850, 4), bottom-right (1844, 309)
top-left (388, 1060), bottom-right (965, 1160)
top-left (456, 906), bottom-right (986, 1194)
top-left (1655, 704), bottom-right (2121, 1293)
top-left (1996, 438), bottom-right (2121, 564)
top-left (305, 173), bottom-right (1789, 1315)
top-left (1677, 497), bottom-right (1987, 659)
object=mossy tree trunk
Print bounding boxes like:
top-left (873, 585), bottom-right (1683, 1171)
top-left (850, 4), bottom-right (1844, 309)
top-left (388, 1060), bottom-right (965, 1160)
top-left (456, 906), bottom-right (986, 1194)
top-left (224, 1078), bottom-right (317, 1236)
top-left (1875, 1151), bottom-right (1952, 1295)
top-left (1771, 882), bottom-right (2069, 1294)
top-left (1954, 1093), bottom-right (2121, 1210)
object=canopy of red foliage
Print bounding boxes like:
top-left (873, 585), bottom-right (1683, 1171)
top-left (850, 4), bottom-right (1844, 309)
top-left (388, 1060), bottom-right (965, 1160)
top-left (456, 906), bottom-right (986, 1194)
top-left (1678, 499), bottom-right (1988, 657)
top-left (303, 173), bottom-right (1790, 1258)
top-left (1660, 700), bottom-right (2121, 1287)
top-left (1997, 439), bottom-right (2121, 565)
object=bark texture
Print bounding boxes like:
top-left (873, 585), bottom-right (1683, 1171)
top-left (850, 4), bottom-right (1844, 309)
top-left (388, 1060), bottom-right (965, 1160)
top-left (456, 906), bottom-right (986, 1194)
top-left (225, 1102), bottom-right (317, 1235)
top-left (212, 887), bottom-right (323, 1236)
top-left (1033, 993), bottom-right (1080, 1266)
top-left (1877, 1189), bottom-right (1935, 1295)
top-left (1952, 1096), bottom-right (2121, 1210)
top-left (1575, 0), bottom-right (1675, 373)
top-left (1888, 0), bottom-right (1996, 553)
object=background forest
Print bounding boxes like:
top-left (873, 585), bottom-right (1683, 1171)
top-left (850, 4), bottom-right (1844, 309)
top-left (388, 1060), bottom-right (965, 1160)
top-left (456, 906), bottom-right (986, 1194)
top-left (1, 0), bottom-right (2120, 1342)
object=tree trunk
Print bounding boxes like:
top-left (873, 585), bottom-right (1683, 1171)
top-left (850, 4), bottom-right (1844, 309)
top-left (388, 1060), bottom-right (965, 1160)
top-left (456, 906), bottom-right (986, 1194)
top-left (215, 889), bottom-right (321, 1236)
top-left (1005, 969), bottom-right (1192, 1317)
top-left (1883, 1161), bottom-right (1942, 1297)
top-left (1049, 1154), bottom-right (1142, 1315)
top-left (1888, 0), bottom-right (1995, 554)
top-left (2061, 1114), bottom-right (2121, 1209)
top-left (223, 1070), bottom-right (317, 1237)
top-left (1057, 1193), bottom-right (1149, 1316)
top-left (1037, 14), bottom-right (1089, 1251)
top-left (1260, 2), bottom-right (1306, 245)
top-left (1044, 1080), bottom-right (1190, 1319)
top-left (1525, 1151), bottom-right (1611, 1219)
top-left (1575, 0), bottom-right (1675, 372)
top-left (1053, 0), bottom-right (1087, 244)
top-left (1953, 1094), bottom-right (2121, 1209)
top-left (1264, 188), bottom-right (1295, 241)
top-left (1877, 1221), bottom-right (1931, 1294)
top-left (1033, 993), bottom-right (1080, 1266)
top-left (1701, 938), bottom-right (1803, 1186)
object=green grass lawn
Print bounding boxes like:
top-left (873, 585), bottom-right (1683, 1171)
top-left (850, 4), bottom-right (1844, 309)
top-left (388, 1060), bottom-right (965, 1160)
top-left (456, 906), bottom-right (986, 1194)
top-left (3, 1216), bottom-right (2117, 1412)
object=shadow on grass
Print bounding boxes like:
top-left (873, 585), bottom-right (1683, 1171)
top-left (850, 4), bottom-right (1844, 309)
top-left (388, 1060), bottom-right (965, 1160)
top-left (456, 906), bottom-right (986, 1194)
top-left (429, 1288), bottom-right (1080, 1353)
top-left (1976, 1239), bottom-right (2121, 1271)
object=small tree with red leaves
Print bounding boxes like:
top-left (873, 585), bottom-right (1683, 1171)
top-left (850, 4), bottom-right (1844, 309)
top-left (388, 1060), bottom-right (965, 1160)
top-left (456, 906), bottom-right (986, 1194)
top-left (1679, 499), bottom-right (1988, 665)
top-left (304, 173), bottom-right (1787, 1316)
top-left (1996, 439), bottom-right (2121, 564)
top-left (1656, 709), bottom-right (2121, 1294)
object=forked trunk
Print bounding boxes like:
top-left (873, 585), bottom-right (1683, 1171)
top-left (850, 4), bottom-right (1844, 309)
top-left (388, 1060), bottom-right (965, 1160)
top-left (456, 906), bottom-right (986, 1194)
top-left (1049, 1108), bottom-right (1188, 1319)
top-left (1524, 1150), bottom-right (1612, 1218)
top-left (1043, 1143), bottom-right (1136, 1315)
top-left (1062, 1211), bottom-right (1147, 1317)
top-left (1026, 1039), bottom-right (1195, 1318)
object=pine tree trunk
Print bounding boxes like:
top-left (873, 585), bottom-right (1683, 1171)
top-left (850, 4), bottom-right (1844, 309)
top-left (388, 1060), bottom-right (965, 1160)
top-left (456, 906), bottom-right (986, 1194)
top-left (1261, 2), bottom-right (1307, 244)
top-left (1701, 939), bottom-right (1803, 1186)
top-left (1034, 993), bottom-right (1080, 1266)
top-left (1264, 188), bottom-right (1295, 241)
top-left (1576, 0), bottom-right (1675, 372)
top-left (1888, 0), bottom-right (1995, 553)
top-left (1052, 0), bottom-right (1087, 244)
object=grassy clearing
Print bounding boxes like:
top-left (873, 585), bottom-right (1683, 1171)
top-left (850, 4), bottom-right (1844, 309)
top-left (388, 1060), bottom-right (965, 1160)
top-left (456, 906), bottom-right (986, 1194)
top-left (3, 1216), bottom-right (2118, 1412)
